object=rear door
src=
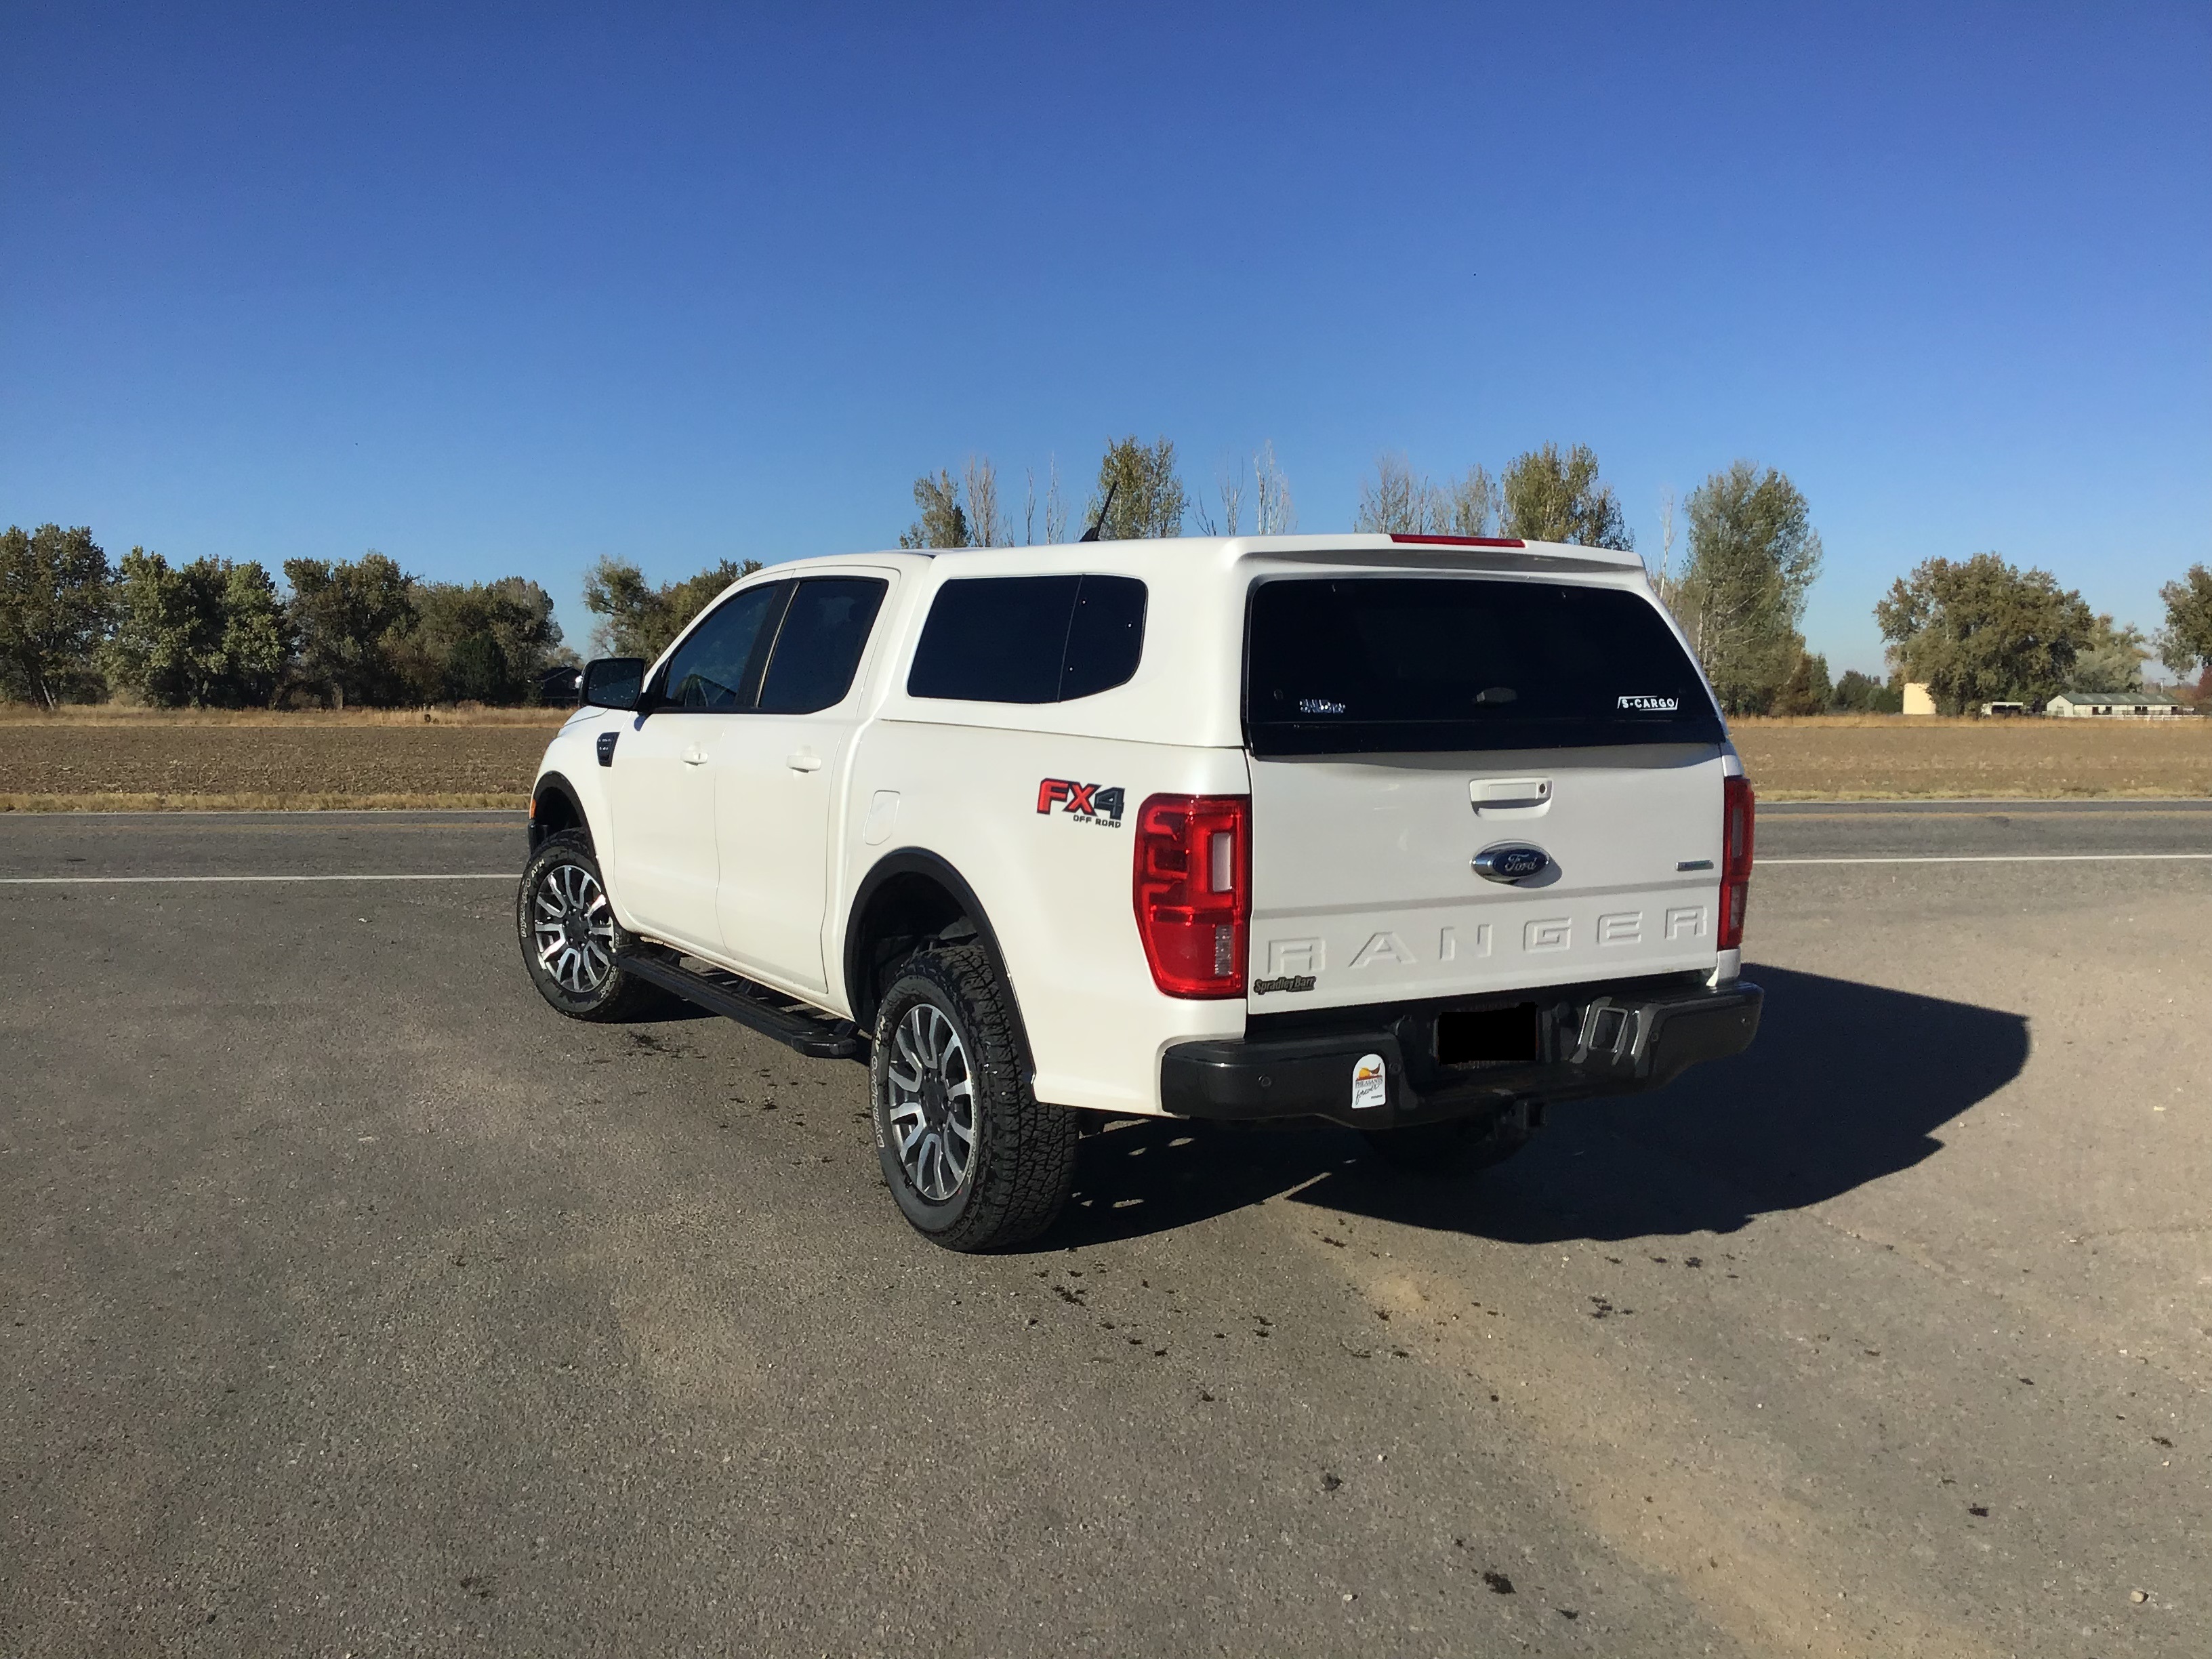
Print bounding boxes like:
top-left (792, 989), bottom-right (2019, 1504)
top-left (1242, 573), bottom-right (1730, 1013)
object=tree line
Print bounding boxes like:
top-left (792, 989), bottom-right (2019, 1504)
top-left (0, 529), bottom-right (571, 709)
top-left (895, 436), bottom-right (2211, 715)
top-left (9, 440), bottom-right (2209, 712)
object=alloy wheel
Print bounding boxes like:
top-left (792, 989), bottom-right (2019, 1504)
top-left (533, 860), bottom-right (617, 994)
top-left (886, 1003), bottom-right (976, 1202)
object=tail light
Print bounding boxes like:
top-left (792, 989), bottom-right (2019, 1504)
top-left (1719, 775), bottom-right (1755, 949)
top-left (1133, 794), bottom-right (1250, 998)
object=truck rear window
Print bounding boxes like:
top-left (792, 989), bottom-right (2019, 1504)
top-left (1245, 576), bottom-right (1722, 756)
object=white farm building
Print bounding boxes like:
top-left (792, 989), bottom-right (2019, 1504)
top-left (2045, 690), bottom-right (2187, 718)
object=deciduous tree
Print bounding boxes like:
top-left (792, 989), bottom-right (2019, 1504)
top-left (1085, 436), bottom-right (1185, 539)
top-left (1499, 443), bottom-right (1633, 549)
top-left (1252, 441), bottom-right (1296, 535)
top-left (1769, 649), bottom-right (1833, 716)
top-left (2069, 615), bottom-right (2151, 695)
top-left (283, 552), bottom-right (417, 709)
top-left (2156, 564), bottom-right (2212, 679)
top-left (1875, 552), bottom-right (2094, 714)
top-left (962, 457), bottom-right (1010, 548)
top-left (583, 557), bottom-right (762, 660)
top-left (400, 577), bottom-right (566, 703)
top-left (107, 550), bottom-right (289, 707)
top-left (1196, 443), bottom-right (1297, 537)
top-left (898, 470), bottom-right (969, 550)
top-left (1353, 453), bottom-right (1435, 535)
top-left (1831, 669), bottom-right (1904, 714)
top-left (0, 523), bottom-right (110, 706)
top-left (1676, 463), bottom-right (1824, 713)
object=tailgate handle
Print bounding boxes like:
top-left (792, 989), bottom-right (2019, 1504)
top-left (1472, 777), bottom-right (1550, 806)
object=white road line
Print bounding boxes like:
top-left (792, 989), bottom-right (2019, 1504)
top-left (1763, 853), bottom-right (2212, 865)
top-left (0, 873), bottom-right (514, 885)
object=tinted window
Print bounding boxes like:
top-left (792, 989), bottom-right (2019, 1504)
top-left (907, 576), bottom-right (1074, 703)
top-left (907, 575), bottom-right (1147, 703)
top-left (756, 577), bottom-right (888, 714)
top-left (1060, 576), bottom-right (1147, 699)
top-left (1246, 577), bottom-right (1721, 756)
top-left (661, 582), bottom-right (791, 710)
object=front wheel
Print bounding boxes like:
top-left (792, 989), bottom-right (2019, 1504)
top-left (870, 943), bottom-right (1076, 1251)
top-left (516, 830), bottom-right (669, 1021)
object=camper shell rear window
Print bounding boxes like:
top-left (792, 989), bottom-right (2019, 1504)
top-left (1244, 575), bottom-right (1723, 756)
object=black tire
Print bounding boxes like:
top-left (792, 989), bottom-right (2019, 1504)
top-left (516, 830), bottom-right (670, 1022)
top-left (1361, 1105), bottom-right (1538, 1177)
top-left (870, 943), bottom-right (1076, 1252)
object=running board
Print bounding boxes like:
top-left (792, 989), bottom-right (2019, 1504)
top-left (617, 952), bottom-right (865, 1061)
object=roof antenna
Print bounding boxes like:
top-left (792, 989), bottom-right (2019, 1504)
top-left (1078, 478), bottom-right (1118, 543)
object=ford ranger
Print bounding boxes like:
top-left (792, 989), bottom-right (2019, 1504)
top-left (518, 533), bottom-right (1761, 1250)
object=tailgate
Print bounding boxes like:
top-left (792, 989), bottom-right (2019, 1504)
top-left (1246, 747), bottom-right (1727, 1012)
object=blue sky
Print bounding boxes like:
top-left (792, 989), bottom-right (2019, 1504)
top-left (4, 1), bottom-right (2207, 676)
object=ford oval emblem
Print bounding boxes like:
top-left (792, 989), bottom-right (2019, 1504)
top-left (1473, 843), bottom-right (1551, 884)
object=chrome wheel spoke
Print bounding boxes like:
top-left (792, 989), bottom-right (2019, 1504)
top-left (886, 1000), bottom-right (975, 1202)
top-left (533, 859), bottom-right (615, 995)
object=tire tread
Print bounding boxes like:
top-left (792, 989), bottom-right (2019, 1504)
top-left (874, 943), bottom-right (1076, 1250)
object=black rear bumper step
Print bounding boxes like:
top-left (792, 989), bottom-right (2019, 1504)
top-left (1162, 978), bottom-right (1761, 1129)
top-left (617, 951), bottom-right (865, 1061)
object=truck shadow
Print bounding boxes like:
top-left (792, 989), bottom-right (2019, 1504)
top-left (1051, 965), bottom-right (2030, 1249)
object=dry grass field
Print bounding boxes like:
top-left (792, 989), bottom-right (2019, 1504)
top-left (0, 705), bottom-right (2205, 808)
top-left (1730, 714), bottom-right (2209, 800)
top-left (0, 705), bottom-right (563, 810)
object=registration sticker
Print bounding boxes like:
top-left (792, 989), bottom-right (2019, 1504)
top-left (1351, 1052), bottom-right (1387, 1111)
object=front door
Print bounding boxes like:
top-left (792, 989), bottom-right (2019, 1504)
top-left (602, 708), bottom-right (724, 954)
top-left (602, 579), bottom-right (793, 956)
top-left (712, 575), bottom-right (888, 994)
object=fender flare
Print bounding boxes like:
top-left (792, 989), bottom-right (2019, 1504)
top-left (529, 770), bottom-right (591, 853)
top-left (842, 848), bottom-right (1032, 1065)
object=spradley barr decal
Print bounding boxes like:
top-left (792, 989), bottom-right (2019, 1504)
top-left (1036, 778), bottom-right (1126, 827)
top-left (1617, 694), bottom-right (1680, 712)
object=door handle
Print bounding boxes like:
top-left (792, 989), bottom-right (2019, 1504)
top-left (682, 746), bottom-right (709, 766)
top-left (785, 752), bottom-right (823, 773)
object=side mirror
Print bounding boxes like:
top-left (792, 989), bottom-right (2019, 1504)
top-left (580, 657), bottom-right (648, 711)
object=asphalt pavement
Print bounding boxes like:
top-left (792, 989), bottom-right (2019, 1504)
top-left (2, 803), bottom-right (2207, 1657)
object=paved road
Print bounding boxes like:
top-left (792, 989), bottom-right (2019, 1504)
top-left (2, 806), bottom-right (2207, 1656)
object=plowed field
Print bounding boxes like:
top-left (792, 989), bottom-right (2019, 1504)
top-left (0, 709), bottom-right (561, 809)
top-left (1729, 714), bottom-right (2209, 799)
top-left (0, 708), bottom-right (2204, 807)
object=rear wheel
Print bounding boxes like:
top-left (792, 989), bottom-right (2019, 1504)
top-left (871, 943), bottom-right (1076, 1251)
top-left (1361, 1103), bottom-right (1539, 1177)
top-left (516, 830), bottom-right (668, 1021)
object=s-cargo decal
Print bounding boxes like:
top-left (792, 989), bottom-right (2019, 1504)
top-left (1036, 778), bottom-right (1126, 827)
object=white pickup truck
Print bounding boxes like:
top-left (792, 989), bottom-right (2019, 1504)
top-left (518, 533), bottom-right (1761, 1250)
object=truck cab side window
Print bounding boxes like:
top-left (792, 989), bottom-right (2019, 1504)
top-left (657, 581), bottom-right (791, 710)
top-left (755, 577), bottom-right (889, 714)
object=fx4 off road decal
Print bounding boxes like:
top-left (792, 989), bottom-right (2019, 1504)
top-left (1036, 778), bottom-right (1126, 827)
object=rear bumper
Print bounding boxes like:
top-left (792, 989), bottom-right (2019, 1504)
top-left (1159, 975), bottom-right (1761, 1130)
